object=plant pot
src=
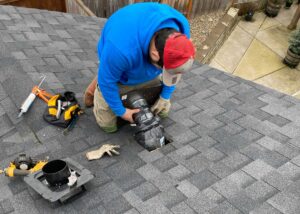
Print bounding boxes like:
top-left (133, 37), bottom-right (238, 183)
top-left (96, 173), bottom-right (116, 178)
top-left (285, 2), bottom-right (293, 8)
top-left (42, 159), bottom-right (71, 186)
top-left (283, 48), bottom-right (300, 68)
top-left (265, 1), bottom-right (281, 17)
top-left (245, 11), bottom-right (254, 21)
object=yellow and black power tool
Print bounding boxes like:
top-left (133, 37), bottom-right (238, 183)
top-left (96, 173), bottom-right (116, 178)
top-left (0, 154), bottom-right (48, 177)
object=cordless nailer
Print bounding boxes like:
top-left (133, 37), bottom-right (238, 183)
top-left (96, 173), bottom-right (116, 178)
top-left (0, 154), bottom-right (47, 177)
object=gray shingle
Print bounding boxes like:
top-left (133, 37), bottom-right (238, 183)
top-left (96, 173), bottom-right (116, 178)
top-left (136, 200), bottom-right (172, 214)
top-left (186, 192), bottom-right (218, 213)
top-left (0, 114), bottom-right (14, 138)
top-left (212, 179), bottom-right (241, 199)
top-left (268, 192), bottom-right (300, 214)
top-left (122, 191), bottom-right (143, 208)
top-left (152, 156), bottom-right (177, 172)
top-left (124, 208), bottom-right (140, 214)
top-left (0, 198), bottom-right (14, 213)
top-left (209, 200), bottom-right (242, 214)
top-left (208, 161), bottom-right (234, 178)
top-left (97, 182), bottom-right (124, 204)
top-left (221, 151), bottom-right (252, 170)
top-left (291, 154), bottom-right (300, 166)
top-left (189, 135), bottom-right (218, 151)
top-left (242, 159), bottom-right (274, 180)
top-left (171, 202), bottom-right (196, 214)
top-left (132, 182), bottom-right (160, 201)
top-left (241, 143), bottom-right (289, 168)
top-left (103, 196), bottom-right (132, 214)
top-left (150, 173), bottom-right (178, 191)
top-left (227, 192), bottom-right (259, 214)
top-left (167, 164), bottom-right (192, 181)
top-left (262, 170), bottom-right (293, 191)
top-left (148, 187), bottom-right (187, 209)
top-left (201, 147), bottom-right (226, 162)
top-left (245, 181), bottom-right (278, 202)
top-left (249, 202), bottom-right (283, 214)
top-left (189, 169), bottom-right (219, 191)
top-left (183, 153), bottom-right (211, 173)
top-left (11, 190), bottom-right (39, 214)
top-left (226, 170), bottom-right (256, 189)
top-left (202, 187), bottom-right (224, 203)
top-left (267, 114), bottom-right (291, 127)
top-left (137, 164), bottom-right (161, 180)
top-left (191, 112), bottom-right (224, 129)
top-left (115, 171), bottom-right (145, 191)
top-left (104, 161), bottom-right (135, 179)
top-left (176, 180), bottom-right (199, 198)
top-left (138, 149), bottom-right (164, 163)
top-left (277, 162), bottom-right (300, 181)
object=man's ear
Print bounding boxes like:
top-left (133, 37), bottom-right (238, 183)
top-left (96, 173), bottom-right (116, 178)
top-left (150, 49), bottom-right (160, 62)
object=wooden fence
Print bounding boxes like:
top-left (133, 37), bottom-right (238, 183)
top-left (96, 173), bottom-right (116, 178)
top-left (65, 0), bottom-right (95, 16)
top-left (0, 0), bottom-right (66, 12)
top-left (80, 0), bottom-right (230, 18)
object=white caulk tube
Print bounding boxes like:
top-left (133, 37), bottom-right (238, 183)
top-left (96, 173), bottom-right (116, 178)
top-left (18, 93), bottom-right (37, 118)
top-left (17, 76), bottom-right (46, 118)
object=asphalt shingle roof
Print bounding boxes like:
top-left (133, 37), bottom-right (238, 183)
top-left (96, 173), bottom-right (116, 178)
top-left (0, 5), bottom-right (300, 214)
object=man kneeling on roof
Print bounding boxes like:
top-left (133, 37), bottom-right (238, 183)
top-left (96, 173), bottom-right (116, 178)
top-left (84, 2), bottom-right (196, 133)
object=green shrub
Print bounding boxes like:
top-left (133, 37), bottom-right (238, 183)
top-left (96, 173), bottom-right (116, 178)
top-left (270, 0), bottom-right (282, 4)
top-left (289, 29), bottom-right (300, 55)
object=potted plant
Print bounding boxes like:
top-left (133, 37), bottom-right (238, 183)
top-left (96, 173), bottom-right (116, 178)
top-left (245, 9), bottom-right (255, 21)
top-left (244, 2), bottom-right (257, 22)
top-left (285, 0), bottom-right (293, 8)
top-left (265, 0), bottom-right (282, 17)
top-left (284, 28), bottom-right (300, 68)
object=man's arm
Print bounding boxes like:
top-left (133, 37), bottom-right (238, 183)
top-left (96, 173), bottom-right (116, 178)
top-left (98, 43), bottom-right (139, 123)
top-left (98, 44), bottom-right (126, 116)
top-left (161, 84), bottom-right (176, 100)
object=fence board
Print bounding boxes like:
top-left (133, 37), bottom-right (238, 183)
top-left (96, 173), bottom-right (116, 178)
top-left (0, 0), bottom-right (67, 12)
top-left (80, 0), bottom-right (230, 18)
top-left (66, 0), bottom-right (95, 16)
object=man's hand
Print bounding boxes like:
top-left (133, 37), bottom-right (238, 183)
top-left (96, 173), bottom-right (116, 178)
top-left (121, 108), bottom-right (140, 123)
top-left (151, 96), bottom-right (171, 115)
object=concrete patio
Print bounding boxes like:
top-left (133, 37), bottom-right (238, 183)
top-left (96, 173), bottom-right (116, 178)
top-left (210, 4), bottom-right (300, 99)
top-left (1, 5), bottom-right (300, 214)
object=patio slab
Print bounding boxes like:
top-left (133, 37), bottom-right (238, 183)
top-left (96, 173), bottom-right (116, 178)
top-left (234, 39), bottom-right (286, 80)
top-left (256, 25), bottom-right (291, 58)
top-left (275, 5), bottom-right (300, 27)
top-left (238, 12), bottom-right (266, 36)
top-left (260, 16), bottom-right (281, 30)
top-left (209, 59), bottom-right (228, 73)
top-left (255, 66), bottom-right (300, 95)
top-left (213, 25), bottom-right (253, 73)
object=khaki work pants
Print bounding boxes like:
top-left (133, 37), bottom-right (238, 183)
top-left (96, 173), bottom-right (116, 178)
top-left (93, 78), bottom-right (169, 130)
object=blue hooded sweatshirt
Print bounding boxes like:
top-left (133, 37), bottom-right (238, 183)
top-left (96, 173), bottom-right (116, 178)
top-left (97, 2), bottom-right (190, 116)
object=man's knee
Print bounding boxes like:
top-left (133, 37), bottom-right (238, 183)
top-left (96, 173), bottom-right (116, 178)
top-left (93, 87), bottom-right (118, 133)
top-left (93, 107), bottom-right (118, 133)
top-left (100, 124), bottom-right (118, 133)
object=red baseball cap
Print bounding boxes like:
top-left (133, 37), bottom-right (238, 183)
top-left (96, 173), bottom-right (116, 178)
top-left (163, 33), bottom-right (195, 86)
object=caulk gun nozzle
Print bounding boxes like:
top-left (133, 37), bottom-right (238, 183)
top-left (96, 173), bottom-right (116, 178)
top-left (17, 111), bottom-right (23, 118)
